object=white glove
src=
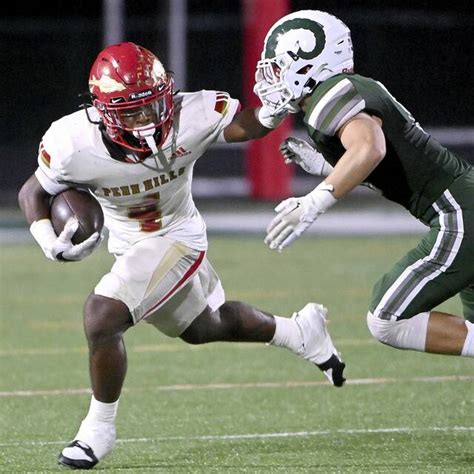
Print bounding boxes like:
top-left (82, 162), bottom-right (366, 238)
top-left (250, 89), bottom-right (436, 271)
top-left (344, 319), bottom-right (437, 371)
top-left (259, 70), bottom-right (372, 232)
top-left (264, 182), bottom-right (338, 251)
top-left (280, 137), bottom-right (334, 177)
top-left (255, 105), bottom-right (288, 129)
top-left (30, 217), bottom-right (102, 262)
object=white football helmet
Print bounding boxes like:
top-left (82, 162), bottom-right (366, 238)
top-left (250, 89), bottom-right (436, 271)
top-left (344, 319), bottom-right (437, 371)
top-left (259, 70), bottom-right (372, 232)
top-left (254, 10), bottom-right (353, 114)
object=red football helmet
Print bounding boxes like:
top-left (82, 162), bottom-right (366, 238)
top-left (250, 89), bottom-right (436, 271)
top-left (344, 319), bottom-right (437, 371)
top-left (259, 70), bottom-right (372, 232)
top-left (88, 42), bottom-right (174, 155)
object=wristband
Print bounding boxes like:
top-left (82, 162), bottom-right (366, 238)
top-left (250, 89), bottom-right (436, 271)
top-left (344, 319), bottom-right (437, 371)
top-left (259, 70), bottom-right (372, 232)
top-left (30, 219), bottom-right (57, 260)
top-left (307, 181), bottom-right (338, 213)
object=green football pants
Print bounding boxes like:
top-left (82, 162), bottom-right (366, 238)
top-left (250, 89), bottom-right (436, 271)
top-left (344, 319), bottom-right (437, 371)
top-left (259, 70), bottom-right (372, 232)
top-left (370, 171), bottom-right (474, 321)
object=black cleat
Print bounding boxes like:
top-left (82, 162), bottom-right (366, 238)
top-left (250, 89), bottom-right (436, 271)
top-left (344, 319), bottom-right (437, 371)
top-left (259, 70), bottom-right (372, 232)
top-left (317, 353), bottom-right (346, 387)
top-left (58, 440), bottom-right (99, 470)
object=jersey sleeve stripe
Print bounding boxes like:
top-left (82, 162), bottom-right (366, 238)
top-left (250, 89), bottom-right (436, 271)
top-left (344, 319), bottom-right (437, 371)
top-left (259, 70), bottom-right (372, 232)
top-left (214, 92), bottom-right (231, 115)
top-left (322, 95), bottom-right (366, 136)
top-left (39, 143), bottom-right (52, 168)
top-left (307, 78), bottom-right (354, 130)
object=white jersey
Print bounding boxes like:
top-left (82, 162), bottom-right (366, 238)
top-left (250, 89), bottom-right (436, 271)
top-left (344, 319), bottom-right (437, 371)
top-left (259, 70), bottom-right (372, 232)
top-left (35, 90), bottom-right (240, 254)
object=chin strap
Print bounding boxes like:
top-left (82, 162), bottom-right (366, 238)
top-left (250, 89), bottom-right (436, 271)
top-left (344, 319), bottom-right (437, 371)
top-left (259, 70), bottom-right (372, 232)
top-left (144, 135), bottom-right (159, 154)
top-left (132, 124), bottom-right (159, 154)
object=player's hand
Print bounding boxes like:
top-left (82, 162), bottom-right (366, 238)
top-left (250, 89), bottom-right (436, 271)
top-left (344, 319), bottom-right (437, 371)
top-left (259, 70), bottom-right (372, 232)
top-left (280, 137), bottom-right (334, 177)
top-left (256, 104), bottom-right (288, 129)
top-left (30, 217), bottom-right (102, 262)
top-left (264, 195), bottom-right (322, 251)
top-left (51, 217), bottom-right (102, 262)
top-left (264, 182), bottom-right (338, 251)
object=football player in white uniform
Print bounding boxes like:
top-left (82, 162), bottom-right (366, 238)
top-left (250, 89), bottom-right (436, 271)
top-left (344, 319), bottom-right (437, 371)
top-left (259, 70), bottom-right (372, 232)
top-left (253, 12), bottom-right (474, 363)
top-left (18, 42), bottom-right (346, 469)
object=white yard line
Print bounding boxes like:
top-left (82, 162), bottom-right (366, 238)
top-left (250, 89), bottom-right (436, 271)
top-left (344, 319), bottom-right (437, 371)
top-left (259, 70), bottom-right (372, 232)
top-left (0, 339), bottom-right (377, 357)
top-left (0, 426), bottom-right (472, 448)
top-left (1, 375), bottom-right (472, 398)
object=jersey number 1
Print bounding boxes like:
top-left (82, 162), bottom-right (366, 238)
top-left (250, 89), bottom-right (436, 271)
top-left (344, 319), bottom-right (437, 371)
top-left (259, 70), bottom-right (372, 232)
top-left (127, 192), bottom-right (162, 232)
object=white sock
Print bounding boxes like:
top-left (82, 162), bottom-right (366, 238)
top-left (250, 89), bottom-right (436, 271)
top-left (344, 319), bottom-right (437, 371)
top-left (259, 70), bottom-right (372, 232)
top-left (269, 316), bottom-right (302, 353)
top-left (84, 395), bottom-right (119, 425)
top-left (64, 396), bottom-right (118, 461)
top-left (461, 320), bottom-right (474, 357)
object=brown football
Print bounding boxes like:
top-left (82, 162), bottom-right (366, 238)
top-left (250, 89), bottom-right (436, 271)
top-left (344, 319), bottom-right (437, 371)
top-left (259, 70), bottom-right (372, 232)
top-left (50, 189), bottom-right (104, 244)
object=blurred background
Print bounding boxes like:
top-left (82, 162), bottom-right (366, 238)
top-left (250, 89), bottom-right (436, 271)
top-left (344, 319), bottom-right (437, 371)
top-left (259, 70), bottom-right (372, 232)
top-left (1, 0), bottom-right (473, 230)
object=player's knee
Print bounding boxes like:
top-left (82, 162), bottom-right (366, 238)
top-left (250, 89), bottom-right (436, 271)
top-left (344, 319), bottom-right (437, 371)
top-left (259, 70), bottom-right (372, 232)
top-left (366, 311), bottom-right (395, 346)
top-left (180, 307), bottom-right (216, 345)
top-left (180, 302), bottom-right (248, 344)
top-left (84, 293), bottom-right (132, 343)
top-left (366, 311), bottom-right (429, 351)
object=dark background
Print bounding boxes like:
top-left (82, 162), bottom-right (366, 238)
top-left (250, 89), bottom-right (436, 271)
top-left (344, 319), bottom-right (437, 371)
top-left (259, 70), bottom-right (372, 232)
top-left (2, 1), bottom-right (473, 205)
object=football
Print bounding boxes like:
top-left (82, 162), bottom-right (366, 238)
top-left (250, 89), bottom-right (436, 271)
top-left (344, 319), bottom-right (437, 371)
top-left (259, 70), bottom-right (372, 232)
top-left (50, 189), bottom-right (104, 244)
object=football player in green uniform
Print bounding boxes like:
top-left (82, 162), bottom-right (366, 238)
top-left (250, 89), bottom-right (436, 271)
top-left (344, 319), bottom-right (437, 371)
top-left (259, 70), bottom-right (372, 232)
top-left (253, 10), bottom-right (474, 358)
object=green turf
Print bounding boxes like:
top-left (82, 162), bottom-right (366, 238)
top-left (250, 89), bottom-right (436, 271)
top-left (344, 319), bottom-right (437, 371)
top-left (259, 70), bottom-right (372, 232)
top-left (0, 236), bottom-right (472, 472)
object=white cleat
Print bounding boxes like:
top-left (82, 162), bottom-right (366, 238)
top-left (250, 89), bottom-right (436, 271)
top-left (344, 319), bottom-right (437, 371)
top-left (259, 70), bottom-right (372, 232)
top-left (58, 419), bottom-right (116, 469)
top-left (293, 303), bottom-right (346, 387)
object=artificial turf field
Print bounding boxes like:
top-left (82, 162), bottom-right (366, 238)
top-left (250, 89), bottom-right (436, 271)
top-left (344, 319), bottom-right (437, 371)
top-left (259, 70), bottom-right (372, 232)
top-left (0, 236), bottom-right (472, 472)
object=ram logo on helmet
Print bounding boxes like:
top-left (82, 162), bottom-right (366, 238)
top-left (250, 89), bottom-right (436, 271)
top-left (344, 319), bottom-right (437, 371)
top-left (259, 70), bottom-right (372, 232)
top-left (264, 18), bottom-right (326, 60)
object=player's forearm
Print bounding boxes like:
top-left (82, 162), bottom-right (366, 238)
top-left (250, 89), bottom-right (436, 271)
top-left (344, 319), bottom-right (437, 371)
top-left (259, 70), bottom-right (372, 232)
top-left (223, 108), bottom-right (273, 142)
top-left (328, 113), bottom-right (385, 197)
top-left (18, 174), bottom-right (52, 224)
top-left (324, 144), bottom-right (383, 199)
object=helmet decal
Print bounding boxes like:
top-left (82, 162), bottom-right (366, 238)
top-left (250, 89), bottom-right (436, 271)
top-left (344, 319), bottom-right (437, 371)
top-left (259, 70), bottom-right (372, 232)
top-left (264, 18), bottom-right (326, 60)
top-left (152, 59), bottom-right (166, 82)
top-left (89, 75), bottom-right (126, 94)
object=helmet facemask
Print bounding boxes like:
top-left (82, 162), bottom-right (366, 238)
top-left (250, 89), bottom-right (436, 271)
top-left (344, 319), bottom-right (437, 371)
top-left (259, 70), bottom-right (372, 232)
top-left (97, 84), bottom-right (174, 156)
top-left (255, 52), bottom-right (328, 114)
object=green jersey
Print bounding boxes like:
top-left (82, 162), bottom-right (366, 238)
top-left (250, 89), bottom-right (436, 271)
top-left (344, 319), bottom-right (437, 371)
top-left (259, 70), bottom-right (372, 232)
top-left (303, 74), bottom-right (471, 218)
